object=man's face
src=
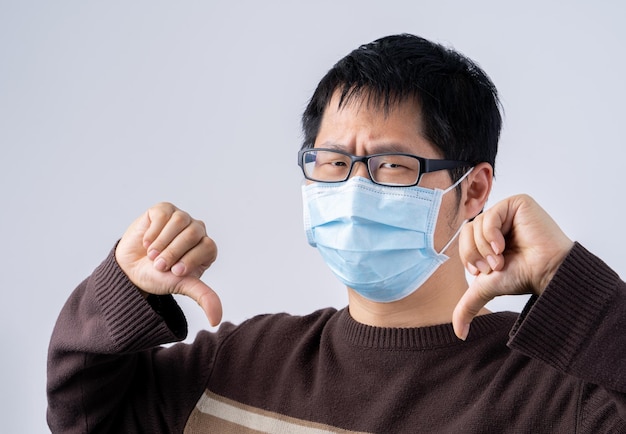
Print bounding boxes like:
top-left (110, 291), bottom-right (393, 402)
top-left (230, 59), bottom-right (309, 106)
top-left (312, 91), bottom-right (464, 253)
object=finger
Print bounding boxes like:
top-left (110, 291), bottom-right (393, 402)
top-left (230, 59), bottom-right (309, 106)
top-left (471, 214), bottom-right (490, 251)
top-left (151, 221), bottom-right (208, 273)
top-left (459, 219), bottom-right (500, 275)
top-left (480, 202), bottom-right (510, 256)
top-left (452, 275), bottom-right (497, 340)
top-left (459, 223), bottom-right (481, 276)
top-left (146, 211), bottom-right (195, 266)
top-left (143, 202), bottom-right (185, 253)
top-left (469, 214), bottom-right (497, 273)
top-left (170, 235), bottom-right (218, 277)
top-left (176, 277), bottom-right (223, 326)
top-left (120, 212), bottom-right (151, 252)
top-left (474, 210), bottom-right (506, 272)
top-left (463, 199), bottom-right (515, 274)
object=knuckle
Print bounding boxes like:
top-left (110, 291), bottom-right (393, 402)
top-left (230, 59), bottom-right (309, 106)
top-left (170, 210), bottom-right (192, 227)
top-left (199, 236), bottom-right (218, 263)
top-left (474, 280), bottom-right (495, 303)
top-left (460, 222), bottom-right (473, 238)
top-left (154, 202), bottom-right (176, 214)
top-left (189, 221), bottom-right (207, 239)
top-left (148, 203), bottom-right (175, 223)
top-left (157, 201), bottom-right (176, 209)
top-left (195, 287), bottom-right (211, 309)
top-left (157, 250), bottom-right (176, 267)
top-left (481, 210), bottom-right (497, 226)
top-left (472, 212), bottom-right (484, 224)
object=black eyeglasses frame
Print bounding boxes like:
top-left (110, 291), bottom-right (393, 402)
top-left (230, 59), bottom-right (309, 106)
top-left (298, 148), bottom-right (474, 187)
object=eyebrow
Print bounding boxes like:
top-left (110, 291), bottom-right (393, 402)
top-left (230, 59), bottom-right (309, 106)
top-left (316, 142), bottom-right (415, 154)
top-left (368, 143), bottom-right (413, 154)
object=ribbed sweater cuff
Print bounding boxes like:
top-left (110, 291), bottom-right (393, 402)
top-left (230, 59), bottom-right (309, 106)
top-left (508, 242), bottom-right (618, 372)
top-left (92, 247), bottom-right (188, 353)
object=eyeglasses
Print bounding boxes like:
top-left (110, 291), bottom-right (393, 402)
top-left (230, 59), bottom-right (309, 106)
top-left (298, 148), bottom-right (473, 187)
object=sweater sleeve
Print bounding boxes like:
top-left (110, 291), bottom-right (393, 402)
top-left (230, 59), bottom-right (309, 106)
top-left (508, 242), bottom-right (626, 431)
top-left (46, 247), bottom-right (224, 433)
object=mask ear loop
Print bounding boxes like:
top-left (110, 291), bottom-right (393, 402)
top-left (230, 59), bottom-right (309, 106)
top-left (438, 219), bottom-right (468, 255)
top-left (438, 167), bottom-right (474, 255)
top-left (442, 166), bottom-right (474, 195)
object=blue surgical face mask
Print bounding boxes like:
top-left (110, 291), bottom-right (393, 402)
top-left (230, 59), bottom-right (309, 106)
top-left (302, 170), bottom-right (472, 303)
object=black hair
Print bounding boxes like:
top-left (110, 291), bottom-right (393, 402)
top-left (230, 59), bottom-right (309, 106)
top-left (301, 34), bottom-right (502, 182)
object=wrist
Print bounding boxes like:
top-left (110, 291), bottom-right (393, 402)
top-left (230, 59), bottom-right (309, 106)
top-left (537, 240), bottom-right (575, 294)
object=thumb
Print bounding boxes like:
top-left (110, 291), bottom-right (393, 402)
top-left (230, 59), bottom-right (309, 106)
top-left (176, 277), bottom-right (223, 326)
top-left (452, 272), bottom-right (501, 340)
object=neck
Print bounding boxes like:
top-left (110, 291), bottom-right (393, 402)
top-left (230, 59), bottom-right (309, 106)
top-left (347, 258), bottom-right (489, 328)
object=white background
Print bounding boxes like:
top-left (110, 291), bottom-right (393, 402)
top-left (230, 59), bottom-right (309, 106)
top-left (1, 1), bottom-right (625, 432)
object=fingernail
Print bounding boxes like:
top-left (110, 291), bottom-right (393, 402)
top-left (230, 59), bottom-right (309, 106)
top-left (459, 323), bottom-right (470, 341)
top-left (491, 241), bottom-right (500, 255)
top-left (171, 262), bottom-right (185, 276)
top-left (467, 263), bottom-right (479, 275)
top-left (148, 249), bottom-right (159, 260)
top-left (475, 260), bottom-right (490, 274)
top-left (154, 257), bottom-right (167, 271)
top-left (487, 255), bottom-right (498, 269)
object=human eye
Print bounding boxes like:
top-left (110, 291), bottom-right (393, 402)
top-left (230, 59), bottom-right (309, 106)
top-left (377, 155), bottom-right (417, 170)
top-left (309, 151), bottom-right (351, 181)
top-left (370, 155), bottom-right (420, 185)
top-left (316, 151), bottom-right (348, 166)
top-left (328, 159), bottom-right (347, 167)
top-left (379, 161), bottom-right (402, 169)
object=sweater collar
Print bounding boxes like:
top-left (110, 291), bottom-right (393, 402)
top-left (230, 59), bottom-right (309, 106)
top-left (337, 308), bottom-right (517, 350)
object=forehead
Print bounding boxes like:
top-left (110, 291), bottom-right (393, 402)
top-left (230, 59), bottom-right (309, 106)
top-left (315, 90), bottom-right (441, 158)
top-left (329, 87), bottom-right (420, 117)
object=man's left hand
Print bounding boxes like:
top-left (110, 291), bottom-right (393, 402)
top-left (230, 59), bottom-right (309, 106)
top-left (453, 194), bottom-right (574, 340)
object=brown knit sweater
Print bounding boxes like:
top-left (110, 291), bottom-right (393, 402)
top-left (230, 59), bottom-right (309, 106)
top-left (47, 243), bottom-right (626, 433)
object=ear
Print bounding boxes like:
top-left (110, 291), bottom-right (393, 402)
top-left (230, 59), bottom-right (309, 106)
top-left (461, 162), bottom-right (493, 220)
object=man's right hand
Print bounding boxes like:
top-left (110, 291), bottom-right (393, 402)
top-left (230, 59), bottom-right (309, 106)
top-left (115, 202), bottom-right (222, 326)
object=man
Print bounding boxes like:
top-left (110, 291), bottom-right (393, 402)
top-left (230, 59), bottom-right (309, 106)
top-left (47, 34), bottom-right (626, 433)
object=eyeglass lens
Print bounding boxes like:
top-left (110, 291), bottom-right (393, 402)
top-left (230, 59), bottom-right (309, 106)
top-left (302, 150), bottom-right (421, 186)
